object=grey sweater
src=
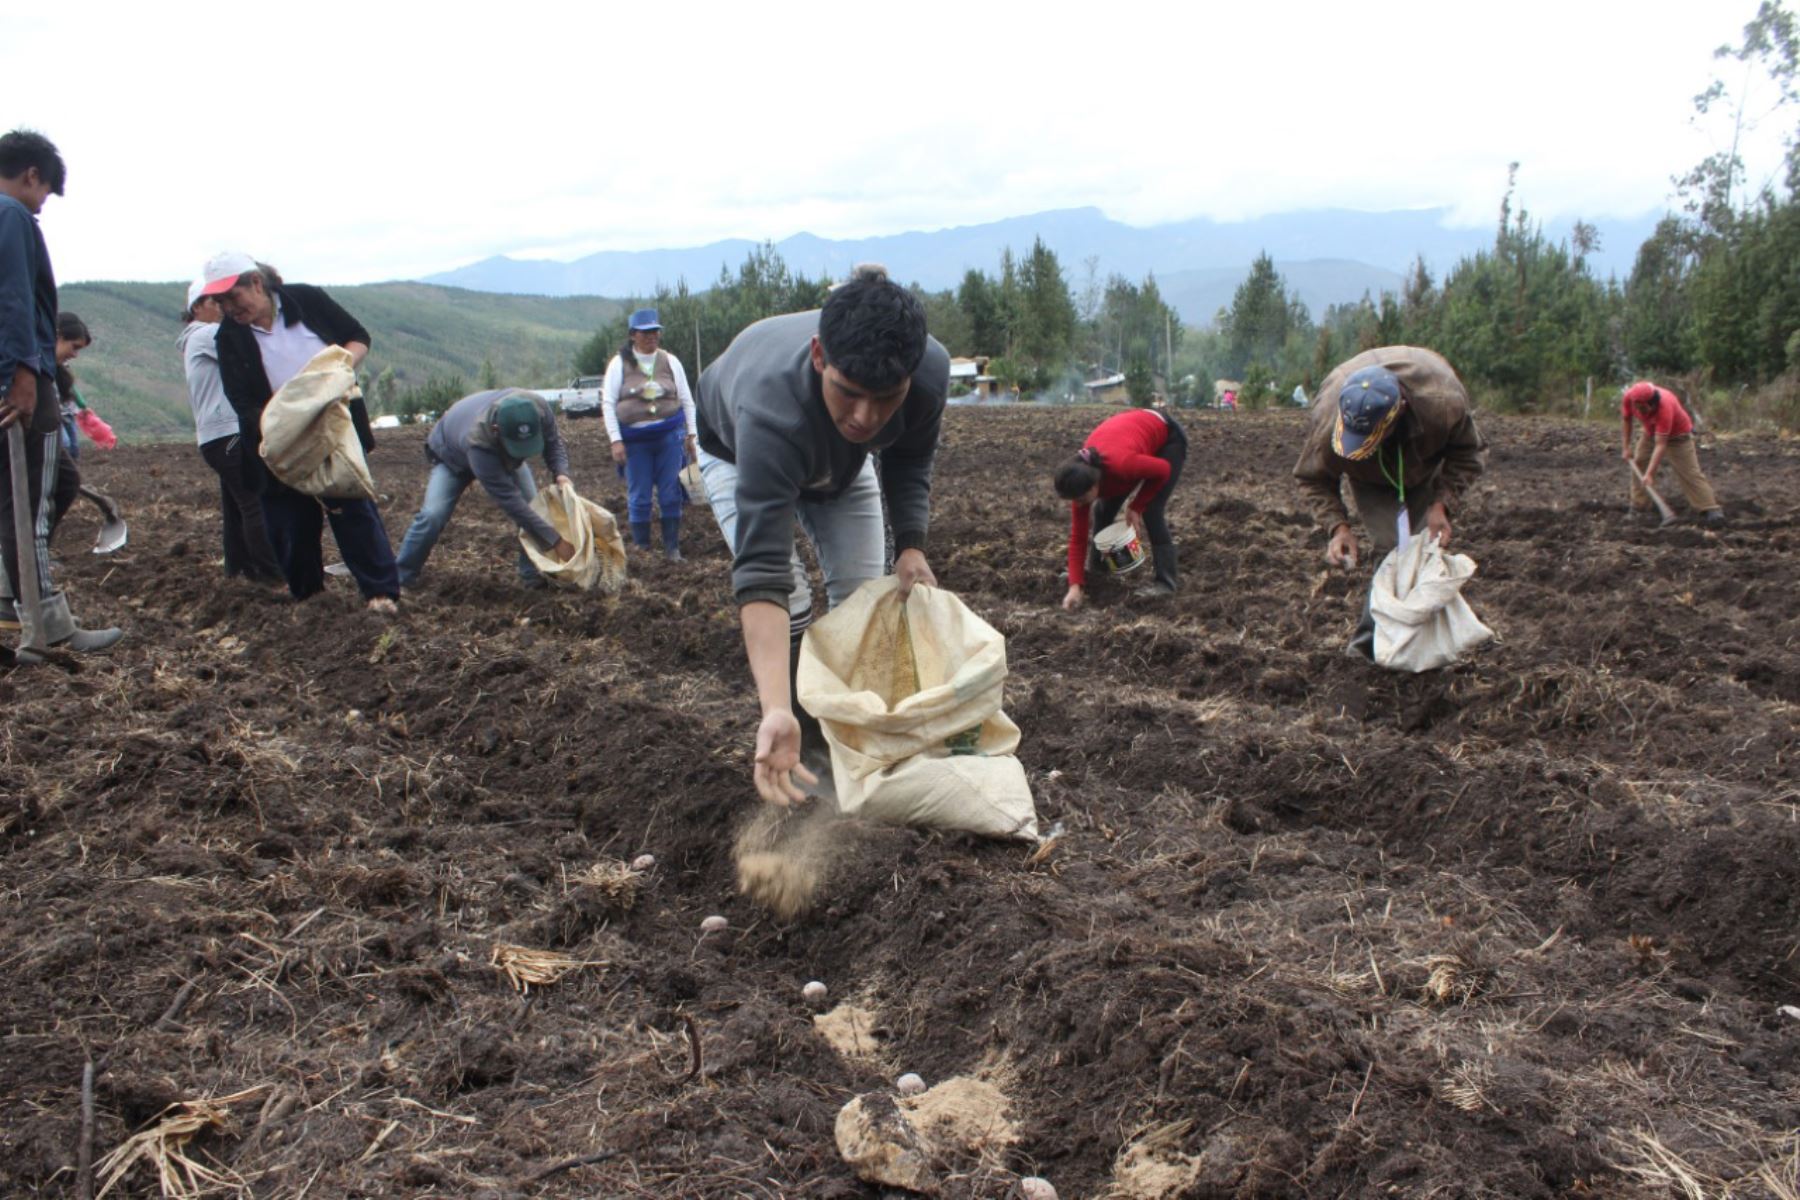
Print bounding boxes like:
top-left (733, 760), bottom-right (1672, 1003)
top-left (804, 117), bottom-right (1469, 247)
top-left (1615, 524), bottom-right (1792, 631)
top-left (179, 321), bottom-right (238, 446)
top-left (696, 310), bottom-right (949, 608)
top-left (426, 389), bottom-right (571, 549)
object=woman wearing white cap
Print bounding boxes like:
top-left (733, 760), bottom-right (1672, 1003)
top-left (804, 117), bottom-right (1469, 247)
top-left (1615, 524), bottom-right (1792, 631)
top-left (201, 252), bottom-right (401, 612)
top-left (179, 279), bottom-right (279, 583)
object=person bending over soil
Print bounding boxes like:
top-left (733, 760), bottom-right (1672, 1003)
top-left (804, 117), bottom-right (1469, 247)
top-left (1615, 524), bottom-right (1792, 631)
top-left (1619, 381), bottom-right (1723, 524)
top-left (393, 388), bottom-right (575, 589)
top-left (1293, 346), bottom-right (1486, 659)
top-left (1054, 406), bottom-right (1186, 609)
top-left (695, 265), bottom-right (950, 806)
top-left (204, 252), bottom-right (400, 614)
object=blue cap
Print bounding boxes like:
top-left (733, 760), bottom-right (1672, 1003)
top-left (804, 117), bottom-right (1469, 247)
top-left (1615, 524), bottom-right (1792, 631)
top-left (628, 308), bottom-right (662, 331)
top-left (1333, 366), bottom-right (1404, 460)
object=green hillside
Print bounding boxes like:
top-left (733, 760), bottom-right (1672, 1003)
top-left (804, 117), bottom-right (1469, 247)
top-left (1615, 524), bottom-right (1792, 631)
top-left (56, 280), bottom-right (623, 441)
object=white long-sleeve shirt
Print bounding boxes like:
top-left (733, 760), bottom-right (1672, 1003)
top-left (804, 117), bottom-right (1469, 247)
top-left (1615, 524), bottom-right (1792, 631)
top-left (602, 349), bottom-right (697, 443)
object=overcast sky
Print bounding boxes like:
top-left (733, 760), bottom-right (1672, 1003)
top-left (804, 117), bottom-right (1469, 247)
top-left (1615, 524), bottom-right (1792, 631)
top-left (7, 0), bottom-right (1792, 285)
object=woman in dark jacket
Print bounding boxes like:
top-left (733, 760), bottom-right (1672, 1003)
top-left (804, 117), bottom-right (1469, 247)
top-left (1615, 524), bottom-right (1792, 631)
top-left (201, 252), bottom-right (399, 612)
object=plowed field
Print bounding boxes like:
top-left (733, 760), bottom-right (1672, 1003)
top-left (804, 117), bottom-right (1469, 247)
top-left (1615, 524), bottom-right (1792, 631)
top-left (3, 408), bottom-right (1796, 1199)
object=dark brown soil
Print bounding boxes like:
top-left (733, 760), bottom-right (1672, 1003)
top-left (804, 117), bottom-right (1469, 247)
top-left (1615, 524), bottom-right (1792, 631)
top-left (3, 408), bottom-right (1797, 1198)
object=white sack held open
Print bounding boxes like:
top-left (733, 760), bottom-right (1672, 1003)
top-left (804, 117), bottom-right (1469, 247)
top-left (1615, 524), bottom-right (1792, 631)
top-left (259, 346), bottom-right (377, 500)
top-left (1369, 534), bottom-right (1495, 672)
top-left (797, 577), bottom-right (1038, 840)
top-left (518, 482), bottom-right (628, 593)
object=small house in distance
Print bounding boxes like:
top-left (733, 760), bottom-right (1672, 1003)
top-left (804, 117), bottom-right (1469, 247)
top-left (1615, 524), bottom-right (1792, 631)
top-left (950, 355), bottom-right (998, 400)
top-left (1084, 372), bottom-right (1129, 404)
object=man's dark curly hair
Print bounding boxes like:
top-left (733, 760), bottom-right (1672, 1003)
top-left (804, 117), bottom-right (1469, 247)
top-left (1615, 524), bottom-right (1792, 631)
top-left (817, 264), bottom-right (927, 392)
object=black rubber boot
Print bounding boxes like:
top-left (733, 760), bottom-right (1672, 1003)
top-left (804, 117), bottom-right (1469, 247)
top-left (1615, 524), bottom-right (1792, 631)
top-left (1137, 543), bottom-right (1177, 597)
top-left (629, 520), bottom-right (652, 549)
top-left (790, 629), bottom-right (829, 774)
top-left (660, 516), bottom-right (683, 561)
top-left (1346, 585), bottom-right (1376, 660)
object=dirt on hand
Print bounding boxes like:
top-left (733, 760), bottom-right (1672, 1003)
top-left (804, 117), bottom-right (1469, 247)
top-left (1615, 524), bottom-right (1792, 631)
top-left (734, 799), bottom-right (844, 920)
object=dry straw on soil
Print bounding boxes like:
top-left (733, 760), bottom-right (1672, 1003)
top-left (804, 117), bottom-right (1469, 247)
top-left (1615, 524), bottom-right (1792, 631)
top-left (95, 1087), bottom-right (265, 1199)
top-left (488, 944), bottom-right (606, 994)
top-left (5, 411), bottom-right (1797, 1198)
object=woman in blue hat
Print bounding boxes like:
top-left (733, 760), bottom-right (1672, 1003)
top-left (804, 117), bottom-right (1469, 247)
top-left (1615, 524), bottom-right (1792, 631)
top-left (602, 309), bottom-right (698, 561)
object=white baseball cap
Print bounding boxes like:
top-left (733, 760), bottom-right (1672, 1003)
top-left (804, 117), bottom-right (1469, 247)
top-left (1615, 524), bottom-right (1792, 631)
top-left (198, 250), bottom-right (257, 296)
top-left (186, 278), bottom-right (207, 308)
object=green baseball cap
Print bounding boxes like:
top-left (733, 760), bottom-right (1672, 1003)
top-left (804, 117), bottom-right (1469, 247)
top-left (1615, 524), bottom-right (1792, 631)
top-left (493, 392), bottom-right (545, 460)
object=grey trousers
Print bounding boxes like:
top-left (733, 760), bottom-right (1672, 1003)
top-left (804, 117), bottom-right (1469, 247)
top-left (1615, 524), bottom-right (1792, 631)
top-left (697, 448), bottom-right (885, 637)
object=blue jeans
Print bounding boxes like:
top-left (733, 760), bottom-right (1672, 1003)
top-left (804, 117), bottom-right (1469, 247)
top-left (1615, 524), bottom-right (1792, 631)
top-left (621, 418), bottom-right (686, 524)
top-left (395, 461), bottom-right (540, 585)
top-left (698, 448), bottom-right (885, 637)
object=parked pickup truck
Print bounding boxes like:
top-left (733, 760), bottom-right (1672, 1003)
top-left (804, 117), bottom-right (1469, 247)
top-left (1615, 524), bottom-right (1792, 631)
top-left (535, 375), bottom-right (604, 419)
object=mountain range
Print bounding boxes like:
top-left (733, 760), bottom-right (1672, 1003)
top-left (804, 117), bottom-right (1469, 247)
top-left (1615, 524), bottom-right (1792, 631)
top-left (59, 281), bottom-right (620, 440)
top-left (64, 206), bottom-right (1666, 440)
top-left (424, 205), bottom-right (1661, 324)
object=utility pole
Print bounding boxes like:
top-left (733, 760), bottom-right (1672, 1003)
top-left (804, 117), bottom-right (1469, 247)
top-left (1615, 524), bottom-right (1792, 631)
top-left (1165, 310), bottom-right (1174, 402)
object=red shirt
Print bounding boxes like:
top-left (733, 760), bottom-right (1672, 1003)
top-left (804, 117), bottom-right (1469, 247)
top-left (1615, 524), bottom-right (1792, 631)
top-left (1623, 386), bottom-right (1693, 438)
top-left (1067, 409), bottom-right (1173, 586)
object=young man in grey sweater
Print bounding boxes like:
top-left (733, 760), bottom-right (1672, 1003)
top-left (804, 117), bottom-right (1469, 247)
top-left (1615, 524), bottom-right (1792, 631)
top-left (696, 267), bottom-right (950, 806)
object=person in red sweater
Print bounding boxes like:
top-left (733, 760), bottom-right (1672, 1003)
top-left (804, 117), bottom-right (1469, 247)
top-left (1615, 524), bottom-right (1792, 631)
top-left (1053, 407), bottom-right (1186, 608)
top-left (1620, 382), bottom-right (1723, 524)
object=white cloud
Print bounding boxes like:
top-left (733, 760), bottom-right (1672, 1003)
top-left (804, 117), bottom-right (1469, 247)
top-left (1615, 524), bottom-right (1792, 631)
top-left (9, 0), bottom-right (1791, 282)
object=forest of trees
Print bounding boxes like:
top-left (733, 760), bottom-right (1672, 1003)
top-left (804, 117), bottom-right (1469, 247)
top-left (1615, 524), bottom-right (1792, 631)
top-left (578, 236), bottom-right (1178, 407)
top-left (572, 2), bottom-right (1797, 424)
top-left (1187, 1), bottom-right (1799, 422)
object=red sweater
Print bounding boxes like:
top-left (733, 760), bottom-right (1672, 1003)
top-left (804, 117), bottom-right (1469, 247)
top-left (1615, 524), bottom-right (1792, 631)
top-left (1067, 409), bottom-right (1173, 586)
top-left (1623, 386), bottom-right (1694, 438)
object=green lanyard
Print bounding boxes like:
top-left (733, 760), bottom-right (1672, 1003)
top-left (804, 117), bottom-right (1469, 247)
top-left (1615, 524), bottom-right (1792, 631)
top-left (1376, 442), bottom-right (1405, 504)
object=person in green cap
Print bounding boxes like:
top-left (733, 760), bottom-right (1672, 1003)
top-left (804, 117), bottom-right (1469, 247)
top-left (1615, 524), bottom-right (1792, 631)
top-left (394, 387), bottom-right (575, 588)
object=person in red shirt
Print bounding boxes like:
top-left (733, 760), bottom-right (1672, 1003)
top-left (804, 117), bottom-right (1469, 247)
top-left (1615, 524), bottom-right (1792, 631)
top-left (1620, 382), bottom-right (1722, 524)
top-left (1053, 407), bottom-right (1186, 608)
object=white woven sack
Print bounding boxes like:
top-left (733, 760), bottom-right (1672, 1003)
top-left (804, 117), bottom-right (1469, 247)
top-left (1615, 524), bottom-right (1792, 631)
top-left (259, 346), bottom-right (377, 500)
top-left (1369, 535), bottom-right (1495, 672)
top-left (518, 481), bottom-right (627, 593)
top-left (797, 577), bottom-right (1037, 840)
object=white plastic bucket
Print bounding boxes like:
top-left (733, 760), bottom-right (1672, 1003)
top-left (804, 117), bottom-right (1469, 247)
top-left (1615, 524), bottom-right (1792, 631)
top-left (680, 461), bottom-right (707, 505)
top-left (1094, 522), bottom-right (1146, 575)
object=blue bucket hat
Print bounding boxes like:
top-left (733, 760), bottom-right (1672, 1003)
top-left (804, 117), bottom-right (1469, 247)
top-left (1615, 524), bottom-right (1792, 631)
top-left (1333, 366), bottom-right (1404, 461)
top-left (492, 392), bottom-right (545, 460)
top-left (628, 308), bottom-right (662, 332)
